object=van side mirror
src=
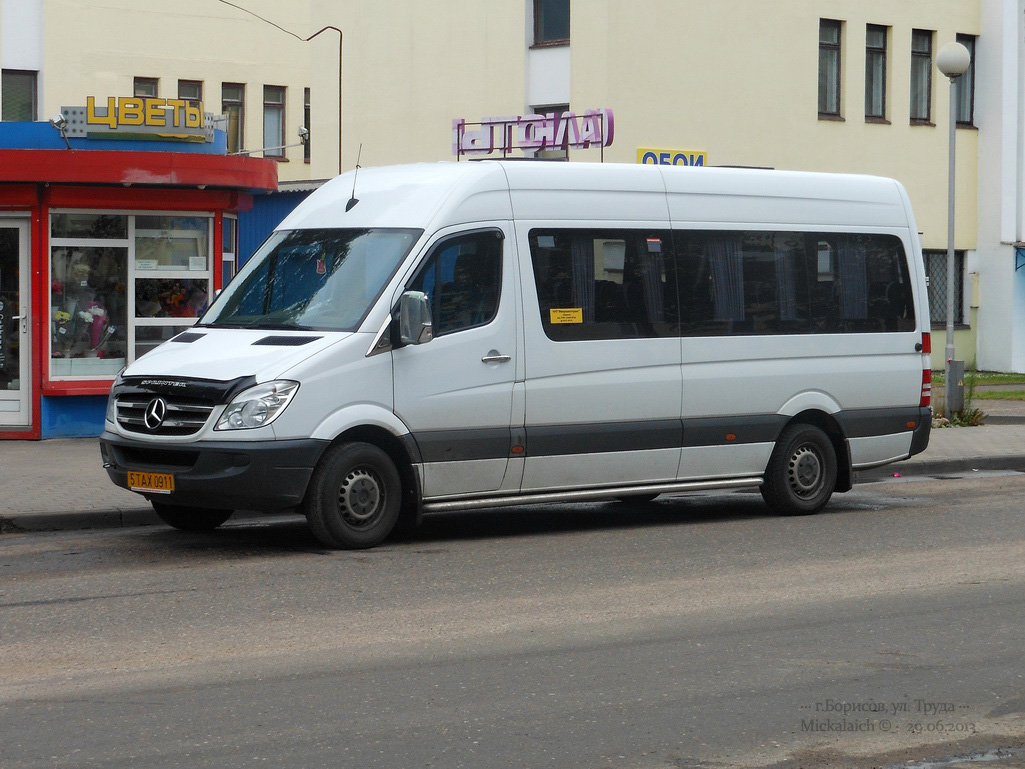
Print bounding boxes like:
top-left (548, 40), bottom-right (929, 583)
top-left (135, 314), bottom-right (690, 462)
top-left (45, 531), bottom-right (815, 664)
top-left (399, 290), bottom-right (433, 345)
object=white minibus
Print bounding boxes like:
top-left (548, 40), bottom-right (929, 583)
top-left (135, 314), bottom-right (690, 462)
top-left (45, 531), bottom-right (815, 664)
top-left (100, 161), bottom-right (932, 548)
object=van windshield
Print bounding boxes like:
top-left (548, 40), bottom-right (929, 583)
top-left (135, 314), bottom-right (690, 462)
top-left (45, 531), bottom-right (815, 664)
top-left (201, 227), bottom-right (422, 332)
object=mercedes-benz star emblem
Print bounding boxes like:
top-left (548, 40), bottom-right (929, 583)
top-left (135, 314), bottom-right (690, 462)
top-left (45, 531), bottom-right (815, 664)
top-left (144, 398), bottom-right (168, 430)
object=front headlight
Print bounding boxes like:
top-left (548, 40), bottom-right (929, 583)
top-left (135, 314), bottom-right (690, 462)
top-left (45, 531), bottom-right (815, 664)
top-left (216, 380), bottom-right (299, 431)
top-left (105, 368), bottom-right (126, 424)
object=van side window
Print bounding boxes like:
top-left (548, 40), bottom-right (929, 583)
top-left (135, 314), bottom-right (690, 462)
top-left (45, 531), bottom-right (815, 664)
top-left (675, 230), bottom-right (915, 336)
top-left (529, 229), bottom-right (678, 341)
top-left (810, 233), bottom-right (915, 333)
top-left (408, 230), bottom-right (502, 336)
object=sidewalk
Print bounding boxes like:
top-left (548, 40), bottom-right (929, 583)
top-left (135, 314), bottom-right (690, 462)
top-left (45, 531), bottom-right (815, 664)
top-left (3, 400), bottom-right (1025, 534)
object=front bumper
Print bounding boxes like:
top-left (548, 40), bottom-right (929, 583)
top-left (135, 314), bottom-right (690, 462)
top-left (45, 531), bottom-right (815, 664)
top-left (99, 432), bottom-right (331, 512)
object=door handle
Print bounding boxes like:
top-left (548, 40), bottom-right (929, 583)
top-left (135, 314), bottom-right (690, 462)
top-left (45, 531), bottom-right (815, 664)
top-left (481, 350), bottom-right (511, 364)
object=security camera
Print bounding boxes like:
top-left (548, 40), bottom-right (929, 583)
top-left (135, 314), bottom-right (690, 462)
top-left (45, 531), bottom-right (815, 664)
top-left (298, 125), bottom-right (310, 144)
top-left (50, 114), bottom-right (67, 131)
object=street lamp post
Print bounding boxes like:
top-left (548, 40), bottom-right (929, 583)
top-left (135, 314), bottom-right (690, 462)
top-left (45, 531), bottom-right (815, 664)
top-left (936, 42), bottom-right (971, 420)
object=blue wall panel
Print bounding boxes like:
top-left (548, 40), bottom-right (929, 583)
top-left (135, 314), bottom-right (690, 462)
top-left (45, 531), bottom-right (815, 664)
top-left (238, 191), bottom-right (311, 265)
top-left (41, 396), bottom-right (107, 438)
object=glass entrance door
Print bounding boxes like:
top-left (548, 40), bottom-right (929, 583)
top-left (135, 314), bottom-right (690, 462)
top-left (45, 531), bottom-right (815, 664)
top-left (0, 220), bottom-right (31, 427)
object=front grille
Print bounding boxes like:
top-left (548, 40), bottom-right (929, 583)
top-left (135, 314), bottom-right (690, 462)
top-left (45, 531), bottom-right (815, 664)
top-left (116, 395), bottom-right (216, 436)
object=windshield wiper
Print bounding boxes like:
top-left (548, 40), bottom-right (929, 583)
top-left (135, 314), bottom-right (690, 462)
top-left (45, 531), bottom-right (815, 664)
top-left (244, 322), bottom-right (318, 331)
top-left (204, 320), bottom-right (318, 331)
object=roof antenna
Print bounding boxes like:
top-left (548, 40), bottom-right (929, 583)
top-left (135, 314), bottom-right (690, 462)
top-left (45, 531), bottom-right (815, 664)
top-left (345, 144), bottom-right (362, 212)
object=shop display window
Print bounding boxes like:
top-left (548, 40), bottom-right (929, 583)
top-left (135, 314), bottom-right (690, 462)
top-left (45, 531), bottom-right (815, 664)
top-left (49, 211), bottom-right (213, 380)
top-left (135, 216), bottom-right (209, 271)
top-left (50, 239), bottom-right (129, 377)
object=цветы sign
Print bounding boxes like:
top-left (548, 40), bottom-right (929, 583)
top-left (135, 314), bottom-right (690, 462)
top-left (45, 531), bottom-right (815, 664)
top-left (60, 97), bottom-right (215, 143)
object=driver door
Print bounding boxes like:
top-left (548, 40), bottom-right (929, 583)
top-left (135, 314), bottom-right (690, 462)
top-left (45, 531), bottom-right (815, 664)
top-left (392, 226), bottom-right (520, 499)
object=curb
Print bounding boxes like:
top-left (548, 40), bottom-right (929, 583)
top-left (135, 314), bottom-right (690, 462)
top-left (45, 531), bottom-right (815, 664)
top-left (6, 455), bottom-right (1025, 536)
top-left (0, 507), bottom-right (154, 534)
top-left (856, 455), bottom-right (1025, 482)
top-left (8, 457), bottom-right (1025, 537)
top-left (0, 507), bottom-right (271, 535)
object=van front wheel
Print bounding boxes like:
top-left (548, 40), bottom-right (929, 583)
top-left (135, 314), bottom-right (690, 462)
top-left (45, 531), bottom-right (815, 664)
top-left (304, 442), bottom-right (401, 549)
top-left (760, 424), bottom-right (836, 515)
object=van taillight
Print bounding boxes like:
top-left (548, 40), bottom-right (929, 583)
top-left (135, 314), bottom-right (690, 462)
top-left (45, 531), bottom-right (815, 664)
top-left (920, 369), bottom-right (932, 407)
top-left (919, 333), bottom-right (932, 407)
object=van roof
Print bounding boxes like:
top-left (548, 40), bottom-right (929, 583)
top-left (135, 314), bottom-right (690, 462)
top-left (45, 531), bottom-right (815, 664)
top-left (277, 161), bottom-right (913, 232)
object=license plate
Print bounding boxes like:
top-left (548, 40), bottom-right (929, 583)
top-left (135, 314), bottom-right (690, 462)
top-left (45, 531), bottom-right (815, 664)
top-left (127, 471), bottom-right (175, 494)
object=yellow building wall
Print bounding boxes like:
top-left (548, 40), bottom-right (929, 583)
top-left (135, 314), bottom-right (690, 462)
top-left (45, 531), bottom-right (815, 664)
top-left (34, 0), bottom-right (982, 257)
top-left (38, 0), bottom-right (526, 182)
top-left (571, 0), bottom-right (980, 252)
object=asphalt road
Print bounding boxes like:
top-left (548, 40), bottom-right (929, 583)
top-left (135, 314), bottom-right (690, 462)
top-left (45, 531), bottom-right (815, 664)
top-left (2, 473), bottom-right (1025, 769)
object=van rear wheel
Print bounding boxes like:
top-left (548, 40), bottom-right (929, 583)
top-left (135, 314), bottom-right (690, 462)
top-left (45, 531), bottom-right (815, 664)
top-left (152, 502), bottom-right (234, 531)
top-left (304, 442), bottom-right (401, 549)
top-left (761, 424), bottom-right (836, 515)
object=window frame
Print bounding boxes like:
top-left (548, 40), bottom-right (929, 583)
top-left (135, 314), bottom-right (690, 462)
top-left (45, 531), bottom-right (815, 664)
top-left (263, 84), bottom-right (286, 159)
top-left (178, 79), bottom-right (203, 106)
top-left (303, 87), bottom-right (311, 163)
top-left (865, 24), bottom-right (888, 122)
top-left (955, 34), bottom-right (977, 127)
top-left (533, 0), bottom-right (570, 47)
top-left (923, 249), bottom-right (966, 328)
top-left (221, 83), bottom-right (245, 154)
top-left (1, 69), bottom-right (38, 121)
top-left (222, 213), bottom-right (238, 287)
top-left (818, 19), bottom-right (843, 119)
top-left (133, 77), bottom-right (158, 98)
top-left (910, 29), bottom-right (934, 124)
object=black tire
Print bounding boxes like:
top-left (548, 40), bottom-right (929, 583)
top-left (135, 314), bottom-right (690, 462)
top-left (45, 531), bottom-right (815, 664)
top-left (615, 493), bottom-right (659, 503)
top-left (304, 442), bottom-right (401, 549)
top-left (152, 502), bottom-right (234, 531)
top-left (760, 424), bottom-right (837, 515)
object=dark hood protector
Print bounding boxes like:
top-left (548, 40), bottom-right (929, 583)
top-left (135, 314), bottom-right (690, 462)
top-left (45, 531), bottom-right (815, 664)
top-left (114, 375), bottom-right (258, 405)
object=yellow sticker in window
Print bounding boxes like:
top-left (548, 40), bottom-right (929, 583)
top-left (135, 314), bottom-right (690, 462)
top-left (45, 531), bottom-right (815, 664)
top-left (550, 308), bottom-right (583, 324)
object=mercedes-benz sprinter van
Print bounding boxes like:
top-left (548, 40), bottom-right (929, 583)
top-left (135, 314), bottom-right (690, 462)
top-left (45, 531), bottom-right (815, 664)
top-left (100, 161), bottom-right (932, 548)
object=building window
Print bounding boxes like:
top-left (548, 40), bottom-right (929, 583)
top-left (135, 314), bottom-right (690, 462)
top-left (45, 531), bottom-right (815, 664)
top-left (178, 80), bottom-right (202, 106)
top-left (303, 87), bottom-right (311, 162)
top-left (955, 34), bottom-right (976, 126)
top-left (531, 103), bottom-right (570, 160)
top-left (134, 77), bottom-right (158, 98)
top-left (222, 83), bottom-right (244, 154)
top-left (2, 70), bottom-right (37, 121)
top-left (534, 0), bottom-right (569, 46)
top-left (263, 85), bottom-right (286, 158)
top-left (910, 29), bottom-right (933, 123)
top-left (865, 25), bottom-right (887, 121)
top-left (923, 250), bottom-right (965, 327)
top-left (48, 211), bottom-right (214, 379)
top-left (818, 20), bottom-right (842, 118)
